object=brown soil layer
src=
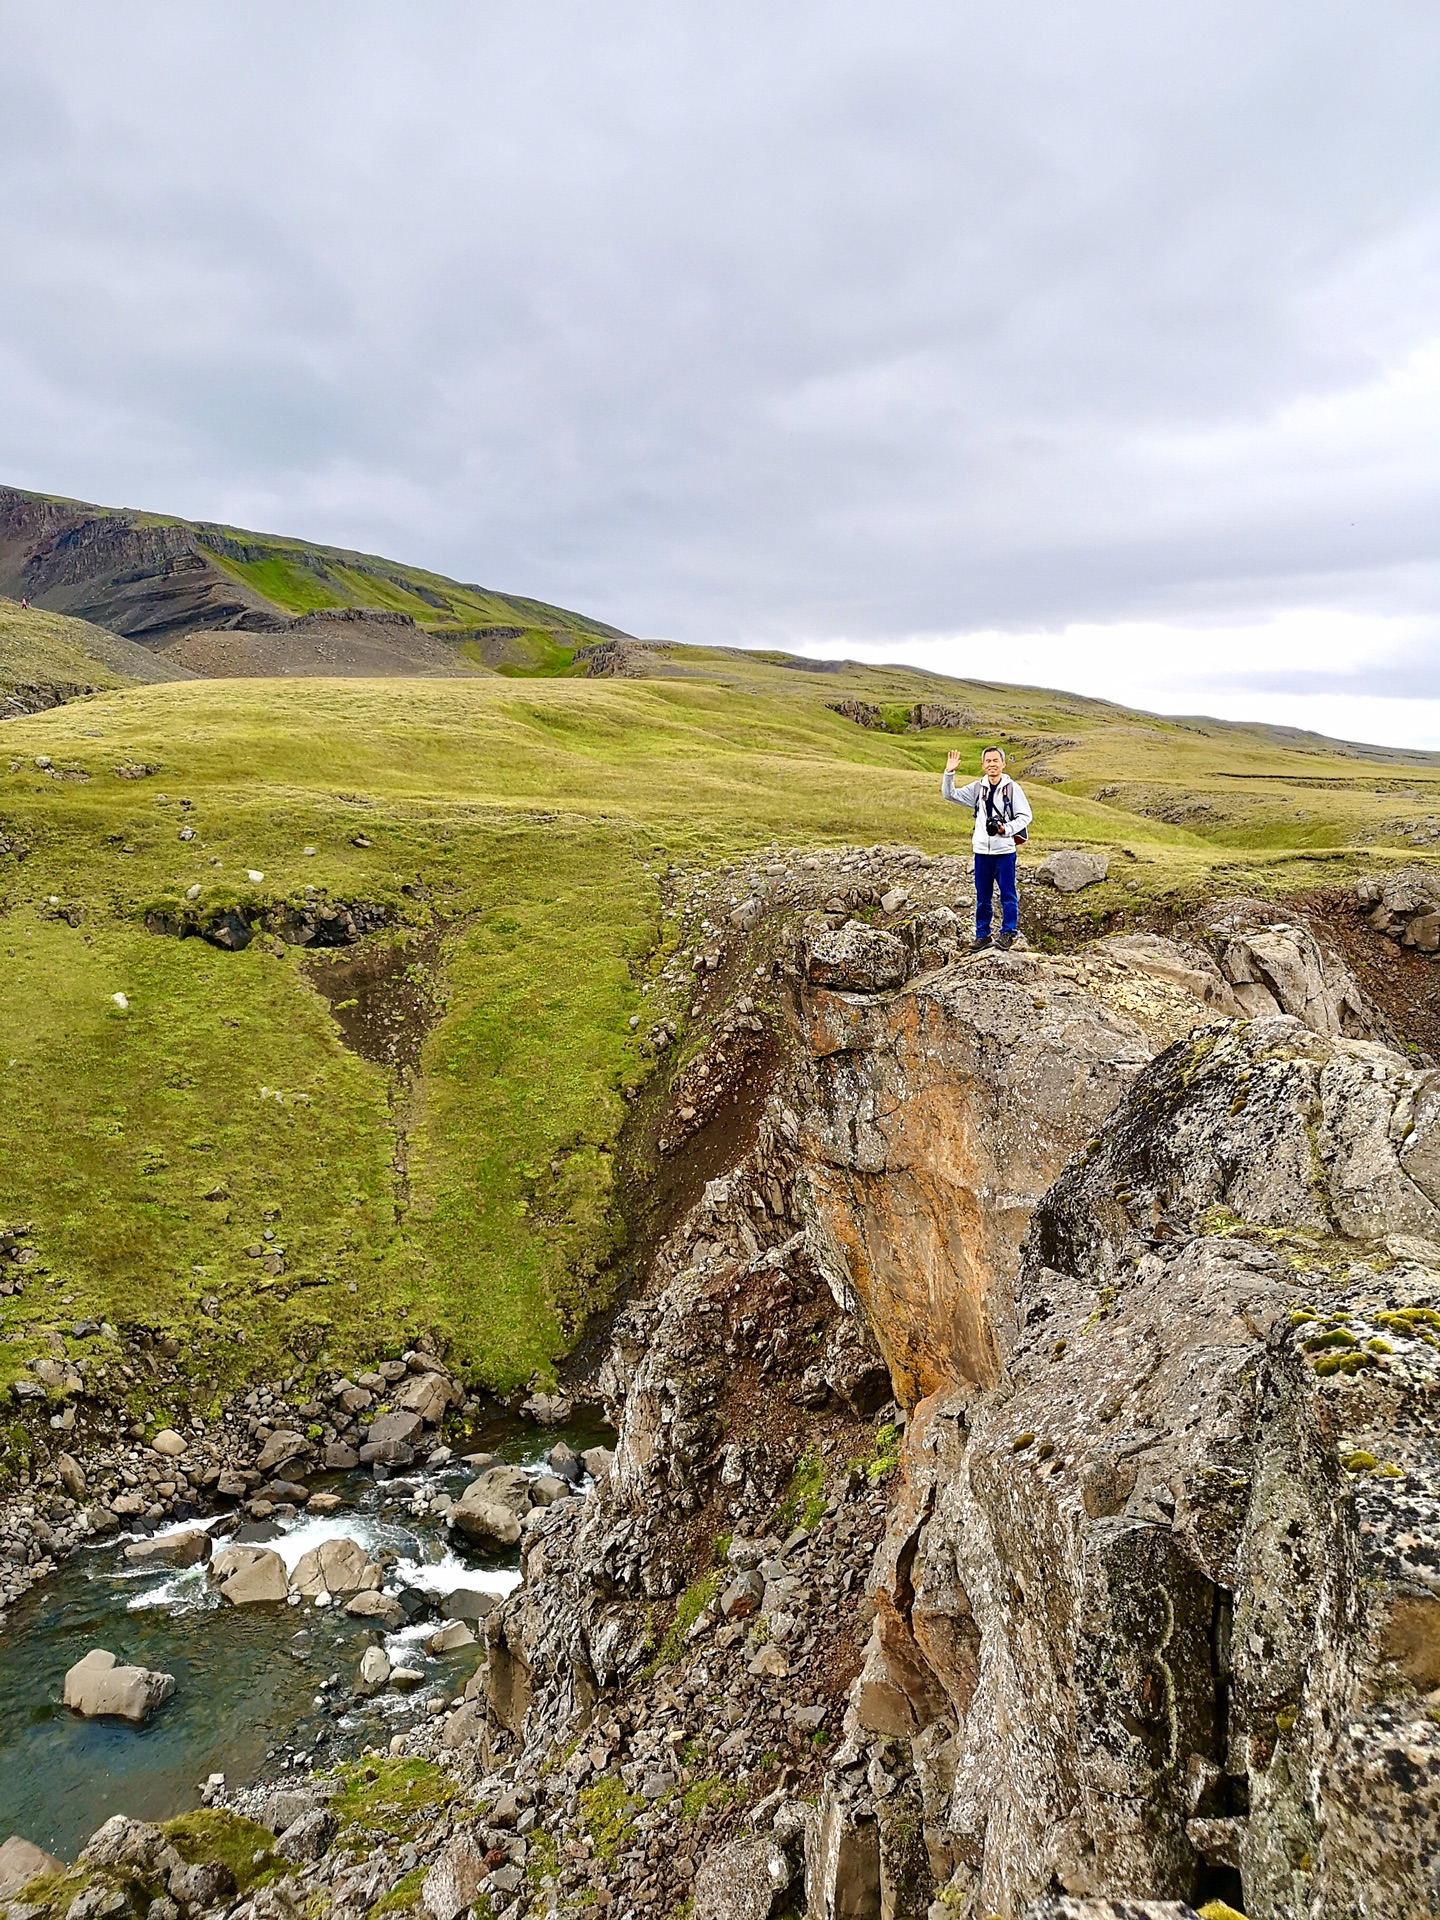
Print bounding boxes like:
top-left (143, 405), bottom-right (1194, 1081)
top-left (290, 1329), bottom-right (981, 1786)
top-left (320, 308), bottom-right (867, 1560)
top-left (305, 931), bottom-right (443, 1073)
top-left (1288, 884), bottom-right (1440, 1059)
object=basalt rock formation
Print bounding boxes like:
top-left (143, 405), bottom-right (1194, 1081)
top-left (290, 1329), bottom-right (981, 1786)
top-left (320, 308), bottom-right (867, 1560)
top-left (444, 883), bottom-right (1437, 1920)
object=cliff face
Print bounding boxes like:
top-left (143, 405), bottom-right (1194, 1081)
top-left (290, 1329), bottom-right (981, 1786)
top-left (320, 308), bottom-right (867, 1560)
top-left (799, 941), bottom-right (1209, 1403)
top-left (0, 488), bottom-right (269, 641)
top-left (433, 883), bottom-right (1437, 1920)
top-left (855, 1015), bottom-right (1440, 1918)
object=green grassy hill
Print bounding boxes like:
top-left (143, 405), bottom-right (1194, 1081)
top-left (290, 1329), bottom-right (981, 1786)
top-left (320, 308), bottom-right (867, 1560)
top-left (1, 600), bottom-right (195, 704)
top-left (2, 619), bottom-right (1438, 1432)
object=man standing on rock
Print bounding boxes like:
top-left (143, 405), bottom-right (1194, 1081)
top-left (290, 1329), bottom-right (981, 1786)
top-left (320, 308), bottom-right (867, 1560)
top-left (942, 746), bottom-right (1032, 950)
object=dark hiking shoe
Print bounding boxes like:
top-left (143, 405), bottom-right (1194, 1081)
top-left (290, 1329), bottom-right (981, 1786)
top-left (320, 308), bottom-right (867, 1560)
top-left (996, 931), bottom-right (1016, 950)
top-left (971, 936), bottom-right (993, 952)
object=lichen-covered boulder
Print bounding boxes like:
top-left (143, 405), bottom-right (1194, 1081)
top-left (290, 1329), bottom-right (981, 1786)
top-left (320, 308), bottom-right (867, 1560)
top-left (1035, 849), bottom-right (1109, 891)
top-left (804, 922), bottom-right (910, 993)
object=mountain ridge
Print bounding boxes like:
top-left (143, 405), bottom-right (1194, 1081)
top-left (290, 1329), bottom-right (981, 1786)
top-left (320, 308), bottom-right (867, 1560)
top-left (0, 482), bottom-right (629, 671)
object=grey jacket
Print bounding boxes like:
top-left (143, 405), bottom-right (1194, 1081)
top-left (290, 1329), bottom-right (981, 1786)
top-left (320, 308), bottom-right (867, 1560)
top-left (942, 771), bottom-right (1033, 854)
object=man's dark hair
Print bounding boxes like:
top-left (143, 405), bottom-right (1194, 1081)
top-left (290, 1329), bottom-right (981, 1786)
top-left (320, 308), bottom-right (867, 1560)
top-left (982, 745), bottom-right (1007, 762)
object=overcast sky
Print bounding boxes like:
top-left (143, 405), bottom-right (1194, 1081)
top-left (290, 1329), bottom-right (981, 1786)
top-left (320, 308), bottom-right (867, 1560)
top-left (3, 4), bottom-right (1439, 745)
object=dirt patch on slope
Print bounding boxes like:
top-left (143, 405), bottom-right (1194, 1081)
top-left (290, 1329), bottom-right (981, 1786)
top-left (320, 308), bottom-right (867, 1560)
top-left (305, 932), bottom-right (443, 1073)
top-left (155, 610), bottom-right (478, 679)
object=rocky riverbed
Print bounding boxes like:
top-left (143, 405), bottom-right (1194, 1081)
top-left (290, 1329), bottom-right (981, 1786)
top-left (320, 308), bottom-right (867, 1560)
top-left (0, 1409), bottom-right (611, 1861)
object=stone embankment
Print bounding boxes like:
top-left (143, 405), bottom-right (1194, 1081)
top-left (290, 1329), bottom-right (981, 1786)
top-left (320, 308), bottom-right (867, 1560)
top-left (2, 851), bottom-right (1437, 1920)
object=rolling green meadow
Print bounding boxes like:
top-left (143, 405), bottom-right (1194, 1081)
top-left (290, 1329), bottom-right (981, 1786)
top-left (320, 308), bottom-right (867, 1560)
top-left (3, 600), bottom-right (1440, 1409)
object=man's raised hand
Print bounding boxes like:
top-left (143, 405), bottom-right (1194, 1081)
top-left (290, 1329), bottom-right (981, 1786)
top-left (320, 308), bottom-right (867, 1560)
top-left (945, 750), bottom-right (962, 772)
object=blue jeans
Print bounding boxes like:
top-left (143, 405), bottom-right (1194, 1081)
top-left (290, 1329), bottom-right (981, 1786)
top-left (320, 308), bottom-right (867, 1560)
top-left (974, 852), bottom-right (1019, 939)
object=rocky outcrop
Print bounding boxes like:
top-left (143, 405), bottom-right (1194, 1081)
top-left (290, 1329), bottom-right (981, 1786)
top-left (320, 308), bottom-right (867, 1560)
top-left (63, 1648), bottom-right (175, 1723)
top-left (1196, 897), bottom-right (1392, 1043)
top-left (415, 874), bottom-right (1434, 1920)
top-left (828, 699), bottom-right (886, 729)
top-left (798, 944), bottom-right (1210, 1402)
top-left (855, 1016), bottom-right (1440, 1918)
top-left (1356, 867), bottom-right (1440, 950)
top-left (907, 703), bottom-right (981, 732)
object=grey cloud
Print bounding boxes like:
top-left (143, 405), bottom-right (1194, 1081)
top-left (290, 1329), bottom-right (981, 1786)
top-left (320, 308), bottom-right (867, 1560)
top-left (0, 0), bottom-right (1438, 695)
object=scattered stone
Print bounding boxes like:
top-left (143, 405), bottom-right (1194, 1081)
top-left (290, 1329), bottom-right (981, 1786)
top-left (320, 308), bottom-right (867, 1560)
top-left (275, 1808), bottom-right (336, 1864)
top-left (422, 1834), bottom-right (489, 1920)
top-left (167, 1861), bottom-right (235, 1911)
top-left (253, 1430), bottom-right (309, 1476)
top-left (55, 1453), bottom-right (86, 1499)
top-left (693, 1835), bottom-right (793, 1920)
top-left (149, 1430), bottom-right (187, 1458)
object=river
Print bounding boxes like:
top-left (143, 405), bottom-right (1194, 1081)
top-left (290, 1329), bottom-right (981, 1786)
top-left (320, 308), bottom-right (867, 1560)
top-left (0, 1411), bottom-right (611, 1859)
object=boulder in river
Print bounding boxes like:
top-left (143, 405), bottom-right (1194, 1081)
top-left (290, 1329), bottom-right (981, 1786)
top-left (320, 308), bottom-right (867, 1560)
top-left (63, 1649), bottom-right (176, 1724)
top-left (530, 1474), bottom-right (571, 1506)
top-left (425, 1619), bottom-right (476, 1653)
top-left (344, 1589), bottom-right (406, 1629)
top-left (357, 1646), bottom-right (390, 1694)
top-left (448, 1499), bottom-right (522, 1547)
top-left (0, 1835), bottom-right (64, 1894)
top-left (123, 1528), bottom-right (211, 1569)
top-left (441, 1587), bottom-right (498, 1622)
top-left (289, 1536), bottom-right (381, 1598)
top-left (210, 1543), bottom-right (289, 1604)
top-left (448, 1464), bottom-right (532, 1544)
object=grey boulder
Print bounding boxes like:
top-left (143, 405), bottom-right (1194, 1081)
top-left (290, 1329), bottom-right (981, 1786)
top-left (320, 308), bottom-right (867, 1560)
top-left (63, 1650), bottom-right (175, 1724)
top-left (693, 1835), bottom-right (793, 1920)
top-left (167, 1861), bottom-right (236, 1911)
top-left (804, 922), bottom-right (909, 993)
top-left (209, 1543), bottom-right (289, 1604)
top-left (1035, 849), bottom-right (1109, 892)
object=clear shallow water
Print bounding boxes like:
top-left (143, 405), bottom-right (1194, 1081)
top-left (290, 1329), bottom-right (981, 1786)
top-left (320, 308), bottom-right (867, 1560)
top-left (0, 1412), bottom-right (612, 1860)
